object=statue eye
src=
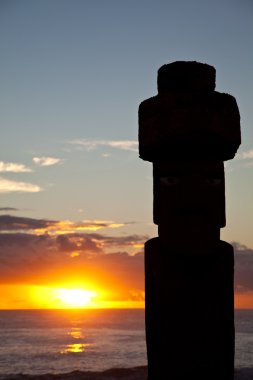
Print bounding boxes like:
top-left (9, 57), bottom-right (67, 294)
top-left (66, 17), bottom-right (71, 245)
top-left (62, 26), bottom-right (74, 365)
top-left (160, 176), bottom-right (179, 186)
top-left (205, 178), bottom-right (222, 186)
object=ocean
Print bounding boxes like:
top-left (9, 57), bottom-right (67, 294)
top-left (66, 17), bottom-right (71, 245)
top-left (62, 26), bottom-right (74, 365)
top-left (0, 309), bottom-right (252, 378)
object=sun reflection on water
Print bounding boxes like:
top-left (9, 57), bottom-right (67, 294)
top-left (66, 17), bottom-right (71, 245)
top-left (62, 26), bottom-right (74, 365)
top-left (62, 343), bottom-right (91, 353)
top-left (68, 328), bottom-right (83, 339)
top-left (61, 327), bottom-right (92, 354)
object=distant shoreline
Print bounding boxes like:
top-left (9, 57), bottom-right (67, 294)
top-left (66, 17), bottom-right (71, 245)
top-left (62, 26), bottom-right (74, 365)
top-left (1, 367), bottom-right (253, 380)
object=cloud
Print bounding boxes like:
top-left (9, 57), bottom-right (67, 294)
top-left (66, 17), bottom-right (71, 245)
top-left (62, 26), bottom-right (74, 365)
top-left (0, 161), bottom-right (32, 173)
top-left (0, 215), bottom-right (127, 234)
top-left (0, 215), bottom-right (54, 231)
top-left (69, 139), bottom-right (138, 152)
top-left (231, 149), bottom-right (253, 169)
top-left (0, 228), bottom-right (146, 299)
top-left (33, 157), bottom-right (64, 166)
top-left (0, 214), bottom-right (146, 297)
top-left (0, 207), bottom-right (19, 212)
top-left (236, 149), bottom-right (253, 160)
top-left (0, 177), bottom-right (42, 193)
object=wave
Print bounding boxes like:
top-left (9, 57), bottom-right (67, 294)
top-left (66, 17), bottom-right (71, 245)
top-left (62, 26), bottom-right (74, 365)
top-left (1, 367), bottom-right (253, 380)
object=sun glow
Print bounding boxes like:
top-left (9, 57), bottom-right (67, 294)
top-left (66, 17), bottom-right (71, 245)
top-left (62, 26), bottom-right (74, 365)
top-left (54, 288), bottom-right (96, 308)
top-left (0, 284), bottom-right (146, 309)
top-left (28, 285), bottom-right (98, 309)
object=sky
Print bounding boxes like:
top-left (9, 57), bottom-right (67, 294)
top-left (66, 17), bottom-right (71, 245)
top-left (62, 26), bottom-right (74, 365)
top-left (0, 0), bottom-right (253, 309)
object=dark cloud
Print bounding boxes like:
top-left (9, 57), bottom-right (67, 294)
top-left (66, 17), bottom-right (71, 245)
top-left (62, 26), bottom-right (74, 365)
top-left (0, 215), bottom-right (55, 231)
top-left (56, 234), bottom-right (103, 254)
top-left (0, 207), bottom-right (19, 212)
top-left (0, 230), bottom-right (145, 300)
top-left (0, 215), bottom-right (128, 233)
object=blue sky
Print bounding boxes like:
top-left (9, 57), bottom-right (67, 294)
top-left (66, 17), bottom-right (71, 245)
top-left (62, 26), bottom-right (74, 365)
top-left (0, 0), bottom-right (253, 248)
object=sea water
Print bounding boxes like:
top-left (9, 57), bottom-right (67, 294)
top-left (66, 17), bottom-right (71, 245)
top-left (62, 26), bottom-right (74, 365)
top-left (0, 309), bottom-right (252, 376)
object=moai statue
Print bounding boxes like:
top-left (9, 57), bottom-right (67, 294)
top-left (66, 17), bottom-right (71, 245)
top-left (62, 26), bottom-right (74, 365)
top-left (138, 61), bottom-right (241, 380)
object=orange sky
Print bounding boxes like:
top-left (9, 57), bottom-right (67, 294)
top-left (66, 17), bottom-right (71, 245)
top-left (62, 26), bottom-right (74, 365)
top-left (0, 215), bottom-right (253, 309)
top-left (0, 215), bottom-right (146, 309)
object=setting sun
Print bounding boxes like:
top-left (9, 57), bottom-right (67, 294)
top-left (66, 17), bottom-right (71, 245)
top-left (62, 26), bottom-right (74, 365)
top-left (0, 284), bottom-right (145, 309)
top-left (54, 288), bottom-right (96, 308)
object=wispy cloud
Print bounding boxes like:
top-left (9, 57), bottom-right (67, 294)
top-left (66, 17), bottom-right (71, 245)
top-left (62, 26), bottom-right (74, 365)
top-left (0, 207), bottom-right (19, 212)
top-left (234, 149), bottom-right (253, 169)
top-left (69, 139), bottom-right (138, 152)
top-left (0, 177), bottom-right (42, 193)
top-left (0, 215), bottom-right (125, 234)
top-left (0, 161), bottom-right (32, 173)
top-left (236, 149), bottom-right (253, 160)
top-left (33, 157), bottom-right (64, 166)
top-left (38, 220), bottom-right (125, 235)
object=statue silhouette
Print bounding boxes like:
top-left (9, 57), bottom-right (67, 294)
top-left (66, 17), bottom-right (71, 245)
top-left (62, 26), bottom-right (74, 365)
top-left (139, 61), bottom-right (241, 380)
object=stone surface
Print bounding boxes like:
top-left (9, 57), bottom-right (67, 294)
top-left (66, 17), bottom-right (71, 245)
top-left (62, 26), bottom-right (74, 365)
top-left (139, 91), bottom-right (241, 161)
top-left (145, 237), bottom-right (234, 380)
top-left (157, 61), bottom-right (216, 93)
top-left (153, 160), bottom-right (226, 229)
